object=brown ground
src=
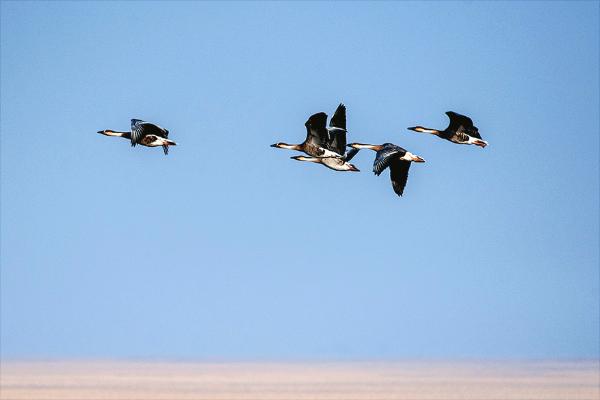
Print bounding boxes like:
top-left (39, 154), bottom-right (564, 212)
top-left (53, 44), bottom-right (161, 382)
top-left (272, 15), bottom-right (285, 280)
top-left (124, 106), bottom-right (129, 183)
top-left (1, 360), bottom-right (598, 400)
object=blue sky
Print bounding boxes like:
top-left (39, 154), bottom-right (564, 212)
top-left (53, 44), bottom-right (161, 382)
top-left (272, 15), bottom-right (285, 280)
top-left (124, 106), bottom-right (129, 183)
top-left (1, 1), bottom-right (598, 359)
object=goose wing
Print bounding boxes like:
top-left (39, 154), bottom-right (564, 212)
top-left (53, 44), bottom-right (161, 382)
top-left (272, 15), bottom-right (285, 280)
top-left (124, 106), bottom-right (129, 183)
top-left (328, 103), bottom-right (347, 155)
top-left (304, 112), bottom-right (329, 147)
top-left (389, 159), bottom-right (411, 197)
top-left (372, 144), bottom-right (405, 176)
top-left (445, 111), bottom-right (481, 139)
top-left (344, 147), bottom-right (360, 162)
top-left (130, 119), bottom-right (169, 146)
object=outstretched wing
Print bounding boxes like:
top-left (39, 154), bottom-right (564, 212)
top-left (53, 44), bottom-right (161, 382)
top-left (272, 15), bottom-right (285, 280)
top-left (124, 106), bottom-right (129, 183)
top-left (329, 103), bottom-right (346, 130)
top-left (328, 103), bottom-right (347, 155)
top-left (304, 112), bottom-right (329, 147)
top-left (389, 159), bottom-right (411, 197)
top-left (445, 111), bottom-right (481, 139)
top-left (372, 144), bottom-right (404, 176)
top-left (130, 119), bottom-right (169, 146)
top-left (344, 147), bottom-right (360, 162)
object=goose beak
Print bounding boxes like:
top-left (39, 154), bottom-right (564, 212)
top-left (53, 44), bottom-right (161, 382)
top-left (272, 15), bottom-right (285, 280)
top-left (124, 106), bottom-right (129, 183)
top-left (407, 127), bottom-right (417, 131)
top-left (270, 143), bottom-right (277, 148)
top-left (413, 155), bottom-right (426, 163)
top-left (97, 130), bottom-right (103, 134)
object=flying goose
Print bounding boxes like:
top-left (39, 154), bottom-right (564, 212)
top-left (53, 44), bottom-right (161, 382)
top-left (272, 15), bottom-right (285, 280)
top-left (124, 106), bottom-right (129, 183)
top-left (98, 119), bottom-right (176, 155)
top-left (291, 104), bottom-right (360, 171)
top-left (270, 105), bottom-right (346, 159)
top-left (408, 111), bottom-right (488, 148)
top-left (348, 143), bottom-right (425, 196)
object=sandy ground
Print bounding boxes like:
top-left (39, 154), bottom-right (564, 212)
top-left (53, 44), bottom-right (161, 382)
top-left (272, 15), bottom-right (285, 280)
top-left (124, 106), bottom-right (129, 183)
top-left (1, 360), bottom-right (598, 400)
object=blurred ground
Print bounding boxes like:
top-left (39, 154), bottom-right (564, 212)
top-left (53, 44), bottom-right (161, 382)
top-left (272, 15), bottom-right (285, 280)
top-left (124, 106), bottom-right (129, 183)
top-left (1, 360), bottom-right (598, 400)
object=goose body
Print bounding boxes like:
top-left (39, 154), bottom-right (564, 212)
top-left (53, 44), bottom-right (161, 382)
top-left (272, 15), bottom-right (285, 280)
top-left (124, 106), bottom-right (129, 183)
top-left (271, 105), bottom-right (346, 159)
top-left (348, 143), bottom-right (425, 196)
top-left (98, 119), bottom-right (177, 155)
top-left (289, 104), bottom-right (360, 172)
top-left (408, 111), bottom-right (488, 148)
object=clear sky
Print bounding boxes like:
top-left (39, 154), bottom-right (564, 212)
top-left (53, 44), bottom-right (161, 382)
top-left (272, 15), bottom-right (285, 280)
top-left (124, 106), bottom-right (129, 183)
top-left (1, 1), bottom-right (598, 360)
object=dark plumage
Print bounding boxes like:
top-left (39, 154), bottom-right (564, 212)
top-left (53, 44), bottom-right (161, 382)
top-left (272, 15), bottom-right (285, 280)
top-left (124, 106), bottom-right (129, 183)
top-left (347, 142), bottom-right (426, 196)
top-left (327, 103), bottom-right (347, 155)
top-left (304, 112), bottom-right (331, 155)
top-left (270, 104), bottom-right (347, 159)
top-left (408, 111), bottom-right (488, 147)
top-left (130, 119), bottom-right (172, 155)
top-left (97, 119), bottom-right (177, 155)
top-left (290, 104), bottom-right (361, 172)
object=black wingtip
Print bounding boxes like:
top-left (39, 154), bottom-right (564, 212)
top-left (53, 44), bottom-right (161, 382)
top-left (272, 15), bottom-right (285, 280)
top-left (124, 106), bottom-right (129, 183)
top-left (392, 186), bottom-right (405, 197)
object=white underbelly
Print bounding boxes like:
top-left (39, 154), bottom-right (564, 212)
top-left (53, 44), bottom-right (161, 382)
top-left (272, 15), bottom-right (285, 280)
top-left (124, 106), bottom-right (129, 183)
top-left (321, 157), bottom-right (352, 171)
top-left (141, 137), bottom-right (167, 147)
top-left (319, 148), bottom-right (344, 159)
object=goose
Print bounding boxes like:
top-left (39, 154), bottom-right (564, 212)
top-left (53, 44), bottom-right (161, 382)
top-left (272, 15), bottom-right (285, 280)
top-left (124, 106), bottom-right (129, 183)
top-left (270, 104), bottom-right (346, 159)
top-left (408, 111), bottom-right (488, 148)
top-left (97, 119), bottom-right (176, 155)
top-left (290, 104), bottom-right (360, 171)
top-left (347, 143), bottom-right (425, 196)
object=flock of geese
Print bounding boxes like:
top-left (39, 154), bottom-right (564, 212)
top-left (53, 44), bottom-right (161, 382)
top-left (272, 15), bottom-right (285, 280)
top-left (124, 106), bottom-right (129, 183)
top-left (97, 104), bottom-right (488, 197)
top-left (272, 103), bottom-right (488, 196)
